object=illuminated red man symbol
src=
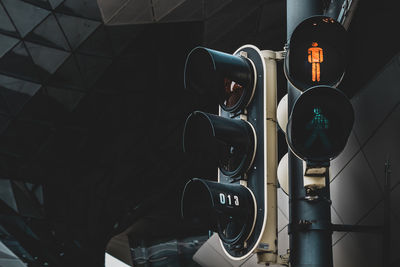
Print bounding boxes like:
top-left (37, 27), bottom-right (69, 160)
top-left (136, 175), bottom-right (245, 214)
top-left (308, 42), bottom-right (323, 82)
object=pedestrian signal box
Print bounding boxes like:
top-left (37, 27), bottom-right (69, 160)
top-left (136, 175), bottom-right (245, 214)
top-left (284, 16), bottom-right (354, 178)
top-left (286, 86), bottom-right (354, 164)
top-left (284, 16), bottom-right (347, 91)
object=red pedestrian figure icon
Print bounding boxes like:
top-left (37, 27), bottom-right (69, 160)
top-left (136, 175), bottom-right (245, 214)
top-left (308, 42), bottom-right (323, 82)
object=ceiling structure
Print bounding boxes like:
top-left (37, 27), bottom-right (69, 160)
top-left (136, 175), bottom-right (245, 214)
top-left (0, 0), bottom-right (398, 266)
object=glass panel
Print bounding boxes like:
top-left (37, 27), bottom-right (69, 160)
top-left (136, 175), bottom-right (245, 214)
top-left (26, 13), bottom-right (70, 50)
top-left (2, 0), bottom-right (50, 37)
top-left (0, 179), bottom-right (18, 212)
top-left (25, 41), bottom-right (69, 77)
top-left (107, 0), bottom-right (152, 24)
top-left (0, 74), bottom-right (41, 96)
top-left (0, 34), bottom-right (19, 58)
top-left (11, 181), bottom-right (44, 218)
top-left (55, 0), bottom-right (102, 21)
top-left (48, 55), bottom-right (85, 90)
top-left (153, 0), bottom-right (185, 21)
top-left (21, 0), bottom-right (52, 9)
top-left (0, 41), bottom-right (43, 82)
top-left (48, 0), bottom-right (65, 9)
top-left (0, 4), bottom-right (18, 36)
top-left (157, 0), bottom-right (204, 22)
top-left (55, 12), bottom-right (101, 50)
top-left (0, 74), bottom-right (41, 115)
top-left (362, 105), bottom-right (400, 190)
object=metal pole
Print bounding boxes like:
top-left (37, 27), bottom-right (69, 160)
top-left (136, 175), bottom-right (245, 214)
top-left (286, 1), bottom-right (333, 266)
top-left (383, 158), bottom-right (391, 267)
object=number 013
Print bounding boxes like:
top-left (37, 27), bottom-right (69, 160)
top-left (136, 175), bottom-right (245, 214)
top-left (219, 193), bottom-right (240, 206)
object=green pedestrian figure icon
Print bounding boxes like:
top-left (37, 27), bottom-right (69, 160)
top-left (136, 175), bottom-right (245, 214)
top-left (304, 108), bottom-right (331, 150)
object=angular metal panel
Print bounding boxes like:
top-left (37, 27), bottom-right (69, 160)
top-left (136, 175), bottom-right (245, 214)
top-left (21, 0), bottom-right (52, 9)
top-left (25, 13), bottom-right (70, 50)
top-left (330, 132), bottom-right (361, 181)
top-left (25, 41), bottom-right (70, 76)
top-left (0, 42), bottom-right (43, 82)
top-left (0, 35), bottom-right (19, 58)
top-left (2, 0), bottom-right (50, 37)
top-left (0, 4), bottom-right (18, 36)
top-left (332, 232), bottom-right (381, 267)
top-left (56, 0), bottom-right (102, 21)
top-left (48, 54), bottom-right (85, 90)
top-left (11, 181), bottom-right (44, 218)
top-left (158, 0), bottom-right (203, 23)
top-left (48, 0), bottom-right (65, 9)
top-left (55, 12), bottom-right (101, 50)
top-left (106, 0), bottom-right (153, 25)
top-left (96, 0), bottom-right (128, 23)
top-left (0, 74), bottom-right (41, 116)
top-left (0, 179), bottom-right (18, 212)
top-left (362, 105), bottom-right (400, 190)
top-left (152, 0), bottom-right (185, 21)
top-left (330, 152), bottom-right (381, 225)
top-left (352, 54), bottom-right (400, 146)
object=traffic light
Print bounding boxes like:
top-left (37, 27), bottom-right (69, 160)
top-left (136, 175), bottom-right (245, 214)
top-left (286, 86), bottom-right (354, 164)
top-left (181, 46), bottom-right (279, 262)
top-left (181, 178), bottom-right (256, 247)
top-left (284, 16), bottom-right (347, 91)
top-left (283, 16), bottom-right (354, 185)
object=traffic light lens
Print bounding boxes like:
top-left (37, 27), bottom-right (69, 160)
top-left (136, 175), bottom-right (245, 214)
top-left (301, 107), bottom-right (332, 152)
top-left (184, 47), bottom-right (255, 113)
top-left (185, 48), bottom-right (216, 96)
top-left (181, 179), bottom-right (256, 247)
top-left (183, 111), bottom-right (256, 177)
top-left (181, 179), bottom-right (218, 232)
top-left (218, 214), bottom-right (247, 242)
top-left (219, 143), bottom-right (246, 175)
top-left (284, 16), bottom-right (347, 91)
top-left (223, 78), bottom-right (245, 109)
top-left (287, 86), bottom-right (354, 162)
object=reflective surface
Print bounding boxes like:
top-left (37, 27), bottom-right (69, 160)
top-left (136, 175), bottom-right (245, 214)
top-left (285, 16), bottom-right (347, 91)
top-left (2, 0), bottom-right (50, 37)
top-left (183, 111), bottom-right (255, 177)
top-left (26, 14), bottom-right (70, 50)
top-left (287, 86), bottom-right (354, 162)
top-left (184, 47), bottom-right (254, 112)
top-left (0, 4), bottom-right (18, 36)
top-left (181, 179), bottom-right (256, 246)
top-left (222, 78), bottom-right (245, 109)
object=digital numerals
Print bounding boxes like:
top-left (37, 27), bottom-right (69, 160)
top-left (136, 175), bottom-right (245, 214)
top-left (219, 193), bottom-right (240, 206)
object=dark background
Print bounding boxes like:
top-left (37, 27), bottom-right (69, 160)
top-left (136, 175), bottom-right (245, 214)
top-left (0, 0), bottom-right (398, 266)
